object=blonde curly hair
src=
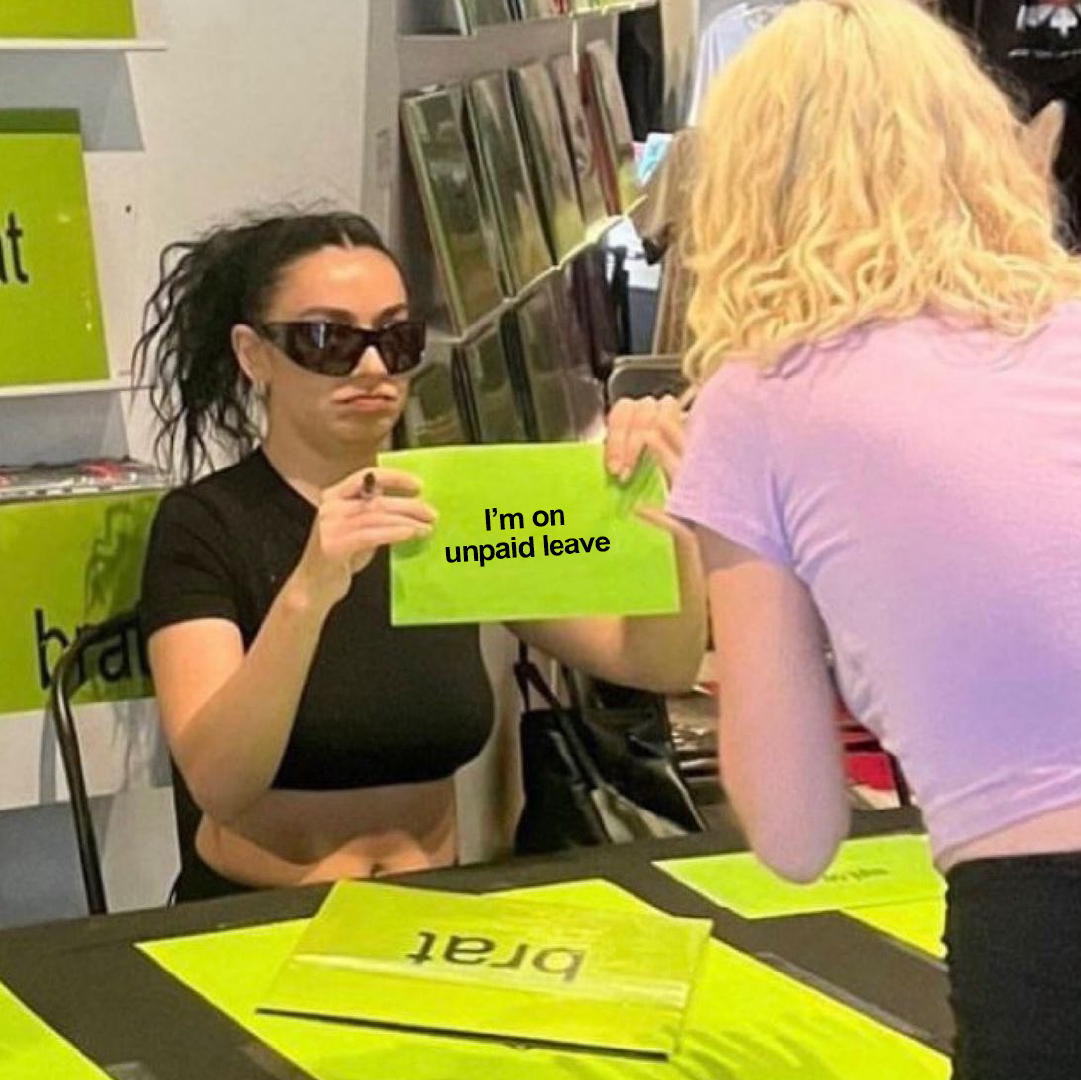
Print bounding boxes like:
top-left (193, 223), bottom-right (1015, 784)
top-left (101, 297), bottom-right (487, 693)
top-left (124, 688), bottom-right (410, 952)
top-left (684, 0), bottom-right (1081, 381)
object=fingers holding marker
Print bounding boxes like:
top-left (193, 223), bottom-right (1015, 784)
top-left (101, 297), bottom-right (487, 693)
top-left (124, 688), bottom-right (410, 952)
top-left (339, 494), bottom-right (437, 527)
top-left (326, 466), bottom-right (423, 503)
top-left (321, 512), bottom-right (433, 562)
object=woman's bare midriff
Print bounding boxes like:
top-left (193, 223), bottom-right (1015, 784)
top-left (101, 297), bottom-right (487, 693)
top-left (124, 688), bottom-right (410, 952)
top-left (193, 777), bottom-right (458, 887)
top-left (938, 800), bottom-right (1081, 873)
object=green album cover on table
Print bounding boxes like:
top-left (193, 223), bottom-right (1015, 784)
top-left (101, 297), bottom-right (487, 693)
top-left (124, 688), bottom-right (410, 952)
top-left (140, 879), bottom-right (949, 1079)
top-left (657, 835), bottom-right (944, 920)
top-left (845, 899), bottom-right (946, 960)
top-left (0, 111), bottom-right (109, 387)
top-left (0, 491), bottom-right (160, 715)
top-left (379, 443), bottom-right (679, 626)
top-left (258, 882), bottom-right (711, 1057)
top-left (0, 982), bottom-right (109, 1080)
top-left (0, 1), bottom-right (135, 38)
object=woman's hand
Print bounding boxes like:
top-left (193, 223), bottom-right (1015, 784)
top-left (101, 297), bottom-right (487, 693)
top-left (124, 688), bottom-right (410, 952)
top-left (604, 394), bottom-right (686, 485)
top-left (292, 467), bottom-right (436, 611)
top-left (605, 393), bottom-right (695, 542)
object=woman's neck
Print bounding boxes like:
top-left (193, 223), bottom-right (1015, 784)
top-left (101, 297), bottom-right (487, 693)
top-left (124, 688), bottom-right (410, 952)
top-left (260, 428), bottom-right (379, 504)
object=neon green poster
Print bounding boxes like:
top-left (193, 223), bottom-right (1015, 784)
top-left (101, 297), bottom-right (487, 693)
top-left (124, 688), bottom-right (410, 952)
top-left (258, 882), bottom-right (710, 1057)
top-left (0, 112), bottom-right (109, 388)
top-left (380, 444), bottom-right (680, 626)
top-left (141, 879), bottom-right (948, 1079)
top-left (846, 900), bottom-right (946, 960)
top-left (657, 835), bottom-right (944, 920)
top-left (0, 982), bottom-right (109, 1080)
top-left (0, 491), bottom-right (161, 715)
top-left (0, 2), bottom-right (135, 38)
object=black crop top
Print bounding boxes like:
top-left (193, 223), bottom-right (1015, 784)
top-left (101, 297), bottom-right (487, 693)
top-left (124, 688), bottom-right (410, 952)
top-left (139, 451), bottom-right (495, 793)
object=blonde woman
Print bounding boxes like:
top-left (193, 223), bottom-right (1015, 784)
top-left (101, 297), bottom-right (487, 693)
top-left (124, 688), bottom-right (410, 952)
top-left (668, 1), bottom-right (1081, 1076)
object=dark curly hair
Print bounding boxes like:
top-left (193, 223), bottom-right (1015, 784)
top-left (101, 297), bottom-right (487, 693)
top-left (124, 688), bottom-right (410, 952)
top-left (133, 211), bottom-right (401, 484)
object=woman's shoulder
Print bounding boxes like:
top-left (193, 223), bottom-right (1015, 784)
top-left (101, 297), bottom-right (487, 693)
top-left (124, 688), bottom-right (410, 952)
top-left (155, 452), bottom-right (269, 534)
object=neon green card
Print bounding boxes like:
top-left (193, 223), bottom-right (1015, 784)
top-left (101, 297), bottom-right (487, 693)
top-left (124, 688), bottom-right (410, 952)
top-left (657, 835), bottom-right (944, 919)
top-left (0, 982), bottom-right (109, 1080)
top-left (0, 111), bottom-right (109, 387)
top-left (256, 881), bottom-right (710, 1057)
top-left (379, 444), bottom-right (679, 626)
top-left (0, 1), bottom-right (135, 38)
top-left (140, 879), bottom-right (948, 1079)
top-left (846, 900), bottom-right (946, 960)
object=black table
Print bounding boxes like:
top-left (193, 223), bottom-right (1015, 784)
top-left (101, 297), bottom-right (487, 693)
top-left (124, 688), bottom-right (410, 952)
top-left (0, 809), bottom-right (950, 1079)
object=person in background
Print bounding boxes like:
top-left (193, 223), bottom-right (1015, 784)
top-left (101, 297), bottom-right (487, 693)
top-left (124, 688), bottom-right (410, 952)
top-left (669, 1), bottom-right (1081, 1077)
top-left (939, 0), bottom-right (1081, 245)
top-left (135, 211), bottom-right (706, 903)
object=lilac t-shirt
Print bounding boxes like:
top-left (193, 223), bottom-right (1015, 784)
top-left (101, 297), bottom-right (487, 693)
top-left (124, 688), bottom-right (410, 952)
top-left (669, 305), bottom-right (1081, 861)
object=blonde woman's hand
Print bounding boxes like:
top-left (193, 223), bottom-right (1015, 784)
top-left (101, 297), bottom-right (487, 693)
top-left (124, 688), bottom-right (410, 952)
top-left (604, 394), bottom-right (686, 485)
top-left (293, 467), bottom-right (436, 611)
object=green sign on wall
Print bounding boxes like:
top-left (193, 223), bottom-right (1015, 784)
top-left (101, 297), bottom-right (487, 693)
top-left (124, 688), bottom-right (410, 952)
top-left (0, 111), bottom-right (109, 388)
top-left (0, 1), bottom-right (135, 38)
top-left (0, 491), bottom-right (161, 716)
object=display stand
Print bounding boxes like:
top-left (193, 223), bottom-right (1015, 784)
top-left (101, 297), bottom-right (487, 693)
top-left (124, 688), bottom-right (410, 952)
top-left (0, 7), bottom-right (173, 934)
top-left (0, 35), bottom-right (161, 465)
top-left (364, 2), bottom-right (651, 348)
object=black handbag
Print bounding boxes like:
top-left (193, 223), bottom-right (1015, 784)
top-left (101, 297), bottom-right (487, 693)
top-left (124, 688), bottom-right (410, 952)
top-left (513, 647), bottom-right (707, 855)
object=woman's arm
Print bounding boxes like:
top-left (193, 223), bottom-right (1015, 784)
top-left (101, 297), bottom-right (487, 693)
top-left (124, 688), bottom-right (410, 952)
top-left (149, 585), bottom-right (329, 826)
top-left (511, 515), bottom-right (706, 692)
top-left (150, 466), bottom-right (435, 824)
top-left (510, 395), bottom-right (707, 693)
top-left (704, 530), bottom-right (850, 882)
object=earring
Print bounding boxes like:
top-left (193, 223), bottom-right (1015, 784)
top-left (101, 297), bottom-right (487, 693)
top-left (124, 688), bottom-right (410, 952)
top-left (252, 379), bottom-right (267, 399)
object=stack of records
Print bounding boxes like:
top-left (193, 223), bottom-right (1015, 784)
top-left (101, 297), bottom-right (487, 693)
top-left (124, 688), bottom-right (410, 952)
top-left (547, 276), bottom-right (606, 439)
top-left (549, 54), bottom-right (609, 228)
top-left (504, 284), bottom-right (578, 442)
top-left (0, 459), bottom-right (168, 504)
top-left (567, 247), bottom-right (623, 379)
top-left (582, 40), bottom-right (641, 214)
top-left (510, 0), bottom-right (563, 17)
top-left (455, 322), bottom-right (531, 444)
top-left (408, 0), bottom-right (511, 34)
top-left (401, 86), bottom-right (505, 335)
top-left (463, 0), bottom-right (513, 27)
top-left (466, 72), bottom-right (553, 294)
top-left (511, 63), bottom-right (587, 262)
top-left (397, 348), bottom-right (473, 449)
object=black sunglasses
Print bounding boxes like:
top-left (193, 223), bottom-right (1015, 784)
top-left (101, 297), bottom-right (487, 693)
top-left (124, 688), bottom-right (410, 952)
top-left (257, 320), bottom-right (427, 377)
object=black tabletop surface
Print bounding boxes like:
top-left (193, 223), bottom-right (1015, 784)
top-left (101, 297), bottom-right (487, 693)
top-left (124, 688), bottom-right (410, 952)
top-left (0, 809), bottom-right (950, 1079)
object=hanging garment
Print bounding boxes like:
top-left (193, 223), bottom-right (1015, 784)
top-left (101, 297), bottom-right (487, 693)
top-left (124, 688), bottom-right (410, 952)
top-left (687, 1), bottom-right (789, 124)
top-left (618, 6), bottom-right (667, 139)
top-left (629, 128), bottom-right (701, 356)
top-left (941, 0), bottom-right (1081, 243)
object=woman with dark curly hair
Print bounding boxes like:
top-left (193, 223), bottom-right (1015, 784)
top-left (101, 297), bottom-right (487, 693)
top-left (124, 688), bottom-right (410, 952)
top-left (136, 210), bottom-right (705, 902)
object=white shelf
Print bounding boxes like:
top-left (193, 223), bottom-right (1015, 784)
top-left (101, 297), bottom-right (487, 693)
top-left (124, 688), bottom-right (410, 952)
top-left (0, 38), bottom-right (166, 53)
top-left (0, 378), bottom-right (150, 400)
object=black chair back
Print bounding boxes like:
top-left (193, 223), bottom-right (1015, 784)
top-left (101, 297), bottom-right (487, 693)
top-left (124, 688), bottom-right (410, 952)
top-left (47, 609), bottom-right (140, 915)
